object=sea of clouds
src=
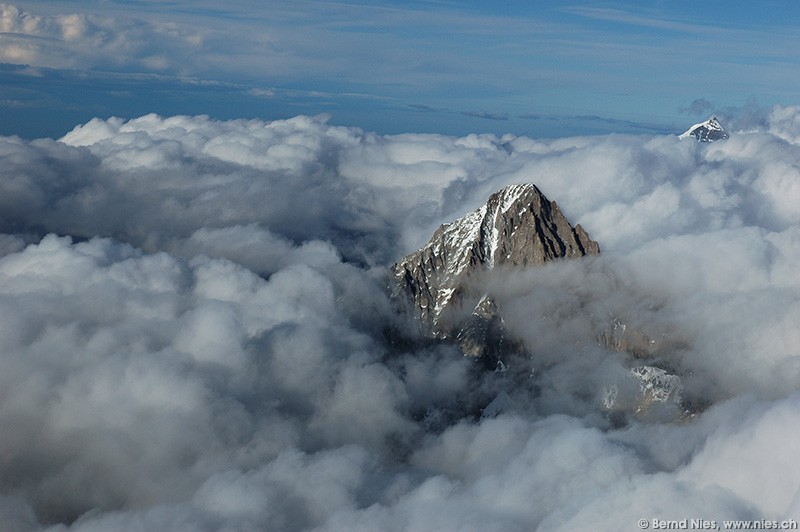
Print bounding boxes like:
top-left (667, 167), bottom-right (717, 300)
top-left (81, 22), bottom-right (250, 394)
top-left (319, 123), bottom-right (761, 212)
top-left (1, 107), bottom-right (800, 530)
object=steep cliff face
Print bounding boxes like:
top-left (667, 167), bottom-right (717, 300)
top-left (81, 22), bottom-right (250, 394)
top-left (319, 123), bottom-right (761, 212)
top-left (393, 183), bottom-right (600, 336)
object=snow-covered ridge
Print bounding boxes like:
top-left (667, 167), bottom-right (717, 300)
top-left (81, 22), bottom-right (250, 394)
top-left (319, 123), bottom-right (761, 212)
top-left (423, 183), bottom-right (539, 278)
top-left (483, 183), bottom-right (534, 268)
top-left (679, 116), bottom-right (729, 142)
top-left (434, 205), bottom-right (487, 278)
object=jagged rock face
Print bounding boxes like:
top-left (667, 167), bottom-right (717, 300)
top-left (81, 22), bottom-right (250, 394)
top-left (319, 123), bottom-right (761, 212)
top-left (393, 183), bottom-right (600, 337)
top-left (679, 116), bottom-right (729, 142)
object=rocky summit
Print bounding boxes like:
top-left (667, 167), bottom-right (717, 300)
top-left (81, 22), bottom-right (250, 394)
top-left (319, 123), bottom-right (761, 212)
top-left (392, 183), bottom-right (599, 346)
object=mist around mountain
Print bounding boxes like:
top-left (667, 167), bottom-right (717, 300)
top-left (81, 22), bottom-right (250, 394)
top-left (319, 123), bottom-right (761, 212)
top-left (391, 182), bottom-right (694, 421)
top-left (0, 107), bottom-right (800, 529)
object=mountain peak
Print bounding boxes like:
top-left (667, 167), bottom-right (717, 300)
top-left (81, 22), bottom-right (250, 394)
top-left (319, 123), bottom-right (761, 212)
top-left (393, 183), bottom-right (599, 335)
top-left (679, 116), bottom-right (729, 142)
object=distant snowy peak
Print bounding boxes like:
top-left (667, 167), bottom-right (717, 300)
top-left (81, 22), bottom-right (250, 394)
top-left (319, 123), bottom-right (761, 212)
top-left (393, 183), bottom-right (599, 334)
top-left (679, 116), bottom-right (729, 142)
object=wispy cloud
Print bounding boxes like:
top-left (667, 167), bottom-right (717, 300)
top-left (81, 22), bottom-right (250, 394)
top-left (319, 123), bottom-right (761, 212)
top-left (0, 3), bottom-right (204, 73)
top-left (408, 103), bottom-right (442, 113)
top-left (519, 113), bottom-right (673, 134)
top-left (462, 110), bottom-right (508, 121)
top-left (563, 6), bottom-right (727, 35)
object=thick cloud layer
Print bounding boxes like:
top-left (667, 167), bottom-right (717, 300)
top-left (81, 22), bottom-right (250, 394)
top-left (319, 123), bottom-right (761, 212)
top-left (1, 107), bottom-right (800, 530)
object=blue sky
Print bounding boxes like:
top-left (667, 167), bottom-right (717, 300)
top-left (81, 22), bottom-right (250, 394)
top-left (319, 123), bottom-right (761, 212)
top-left (1, 0), bottom-right (799, 138)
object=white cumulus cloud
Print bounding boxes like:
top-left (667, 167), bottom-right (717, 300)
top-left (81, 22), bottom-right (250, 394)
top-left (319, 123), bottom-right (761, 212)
top-left (0, 107), bottom-right (799, 529)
